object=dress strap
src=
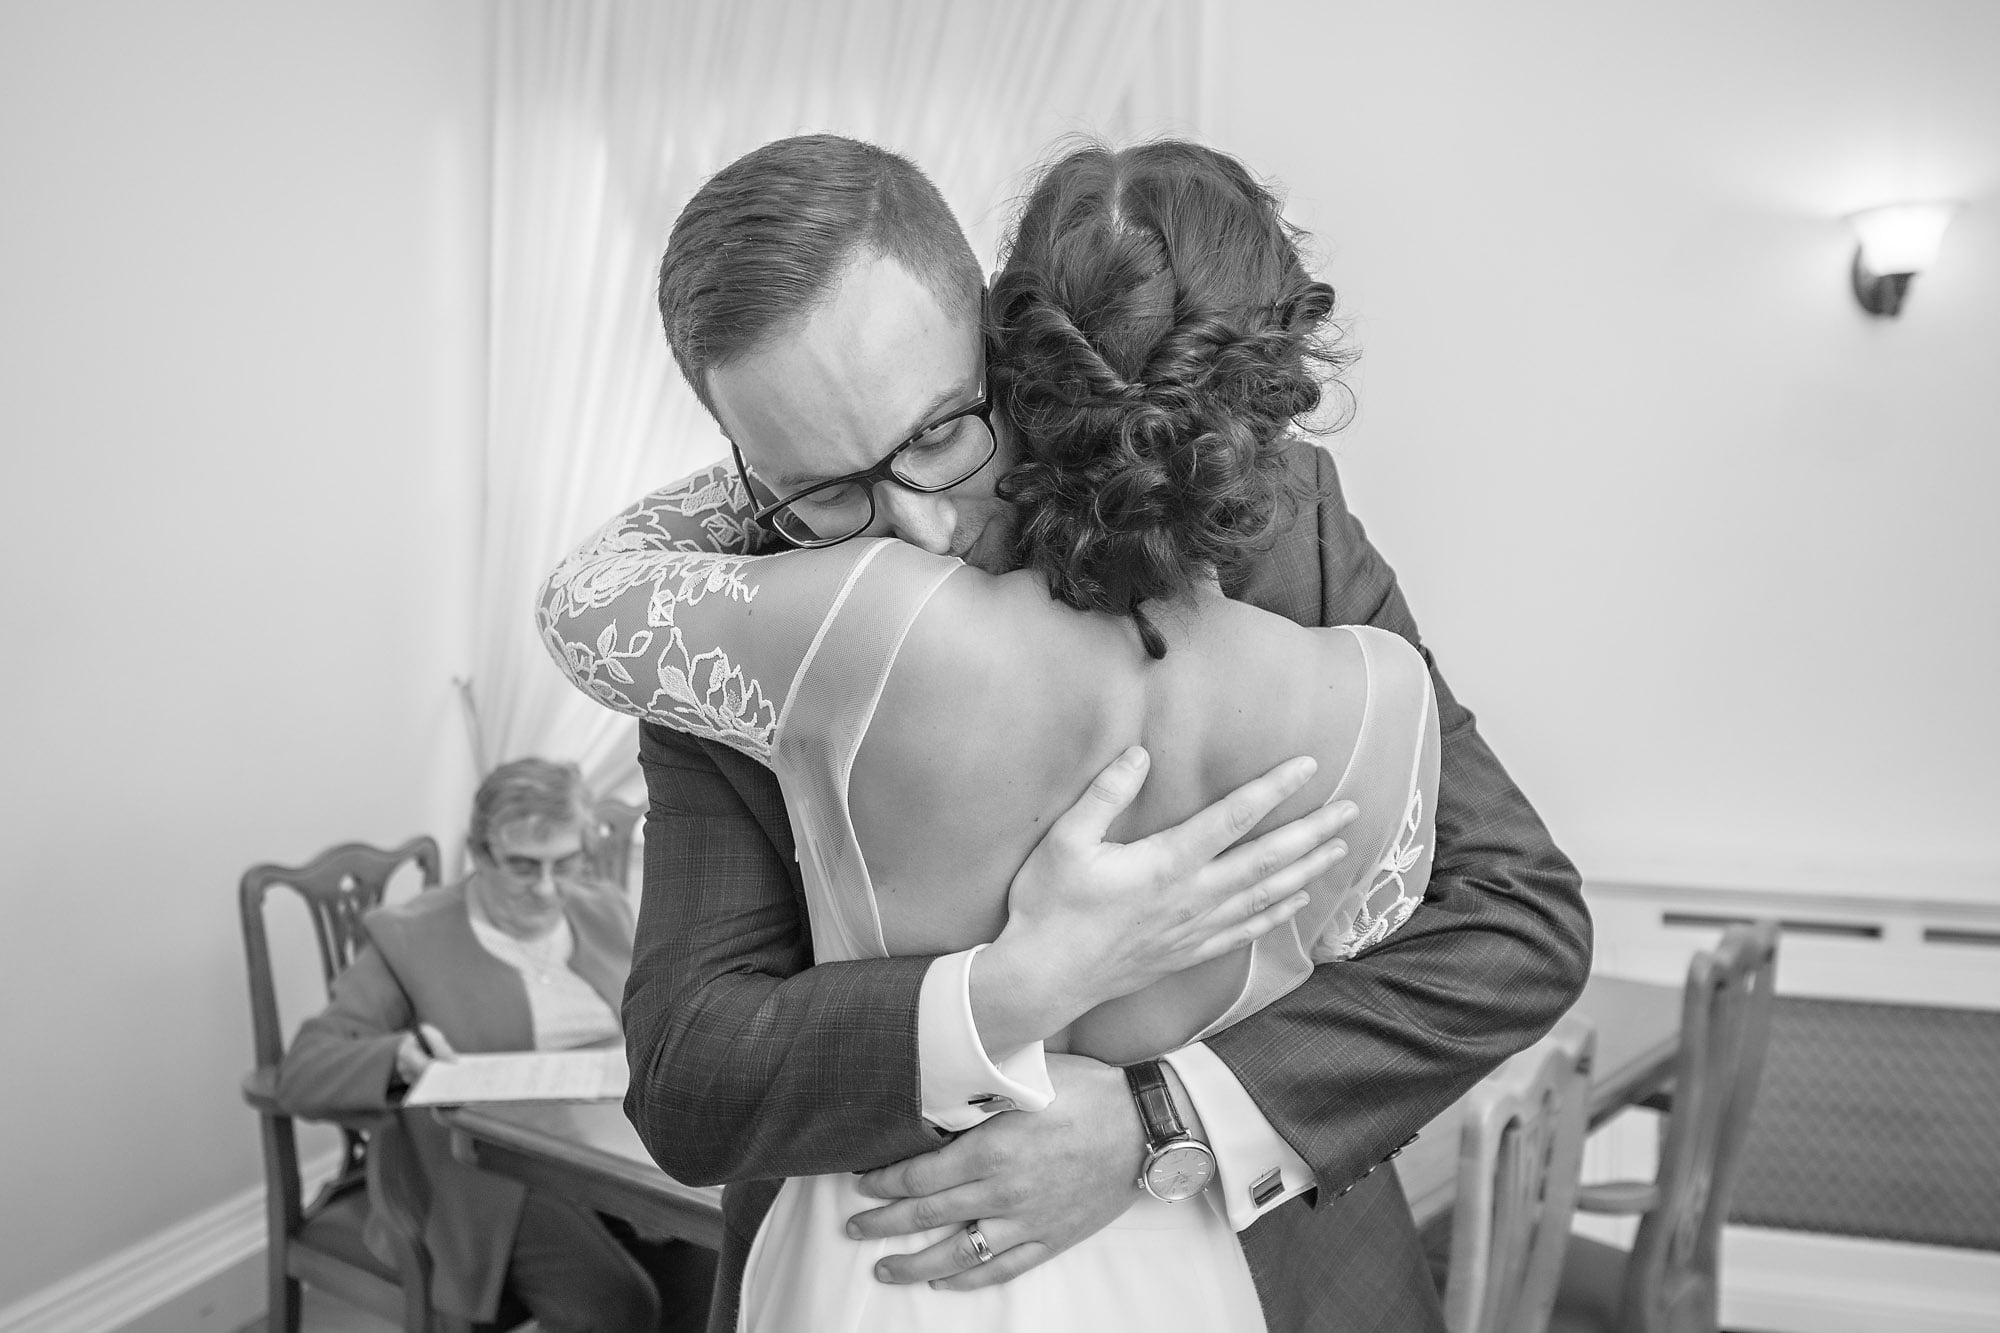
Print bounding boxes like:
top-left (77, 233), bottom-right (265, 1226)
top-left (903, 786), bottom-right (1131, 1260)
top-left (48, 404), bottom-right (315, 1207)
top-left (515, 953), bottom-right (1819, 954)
top-left (775, 541), bottom-right (962, 964)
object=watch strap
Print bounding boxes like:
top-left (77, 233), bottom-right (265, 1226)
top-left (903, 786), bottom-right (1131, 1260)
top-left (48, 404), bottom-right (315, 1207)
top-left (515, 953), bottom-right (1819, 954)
top-left (1123, 1059), bottom-right (1187, 1148)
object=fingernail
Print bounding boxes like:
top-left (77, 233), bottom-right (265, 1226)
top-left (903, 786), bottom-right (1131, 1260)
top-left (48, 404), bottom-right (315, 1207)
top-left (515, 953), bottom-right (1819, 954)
top-left (846, 1221), bottom-right (862, 1239)
top-left (876, 1262), bottom-right (895, 1282)
top-left (1124, 745), bottom-right (1149, 767)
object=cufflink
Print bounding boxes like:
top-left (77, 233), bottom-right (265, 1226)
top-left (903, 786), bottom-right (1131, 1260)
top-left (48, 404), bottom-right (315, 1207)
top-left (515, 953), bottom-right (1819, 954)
top-left (966, 1093), bottom-right (1016, 1114)
top-left (1249, 1168), bottom-right (1285, 1207)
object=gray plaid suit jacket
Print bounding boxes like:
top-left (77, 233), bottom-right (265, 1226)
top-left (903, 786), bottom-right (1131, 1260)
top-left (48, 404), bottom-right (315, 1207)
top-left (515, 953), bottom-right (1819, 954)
top-left (622, 439), bottom-right (1591, 1333)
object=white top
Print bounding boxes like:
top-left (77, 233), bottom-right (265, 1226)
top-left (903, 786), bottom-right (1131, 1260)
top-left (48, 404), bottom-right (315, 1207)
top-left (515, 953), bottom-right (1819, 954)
top-left (466, 895), bottom-right (621, 1052)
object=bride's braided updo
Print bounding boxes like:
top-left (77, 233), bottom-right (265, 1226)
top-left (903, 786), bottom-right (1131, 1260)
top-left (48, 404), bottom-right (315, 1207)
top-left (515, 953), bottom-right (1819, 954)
top-left (990, 140), bottom-right (1352, 658)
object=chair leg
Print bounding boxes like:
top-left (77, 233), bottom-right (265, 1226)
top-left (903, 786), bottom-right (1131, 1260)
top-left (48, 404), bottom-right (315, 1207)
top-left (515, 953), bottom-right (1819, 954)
top-left (399, 1274), bottom-right (430, 1333)
top-left (266, 1248), bottom-right (300, 1333)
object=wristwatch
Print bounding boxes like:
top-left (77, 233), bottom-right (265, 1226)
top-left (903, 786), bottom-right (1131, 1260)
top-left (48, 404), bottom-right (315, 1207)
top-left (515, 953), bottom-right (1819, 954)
top-left (1124, 1060), bottom-right (1216, 1202)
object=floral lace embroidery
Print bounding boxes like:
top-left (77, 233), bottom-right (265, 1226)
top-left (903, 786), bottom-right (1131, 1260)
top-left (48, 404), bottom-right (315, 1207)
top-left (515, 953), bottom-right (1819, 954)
top-left (1341, 787), bottom-right (1428, 955)
top-left (571, 464), bottom-right (762, 562)
top-left (539, 465), bottom-right (781, 762)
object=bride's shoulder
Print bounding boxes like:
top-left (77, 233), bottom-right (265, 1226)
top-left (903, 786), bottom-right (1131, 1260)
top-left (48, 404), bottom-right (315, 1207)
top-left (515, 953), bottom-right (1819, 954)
top-left (1311, 623), bottom-right (1416, 657)
top-left (1316, 624), bottom-right (1431, 703)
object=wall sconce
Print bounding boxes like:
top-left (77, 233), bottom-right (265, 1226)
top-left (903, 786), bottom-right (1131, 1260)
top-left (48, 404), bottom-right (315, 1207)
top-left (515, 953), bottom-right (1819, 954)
top-left (1847, 202), bottom-right (1956, 317)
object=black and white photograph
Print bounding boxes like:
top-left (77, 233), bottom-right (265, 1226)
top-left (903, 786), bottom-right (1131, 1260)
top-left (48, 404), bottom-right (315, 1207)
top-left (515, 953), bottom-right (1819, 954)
top-left (2, 4), bottom-right (1994, 1332)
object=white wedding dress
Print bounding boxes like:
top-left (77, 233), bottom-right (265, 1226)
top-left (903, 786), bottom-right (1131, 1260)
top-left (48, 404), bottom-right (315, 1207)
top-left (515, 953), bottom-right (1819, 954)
top-left (541, 464), bottom-right (1440, 1332)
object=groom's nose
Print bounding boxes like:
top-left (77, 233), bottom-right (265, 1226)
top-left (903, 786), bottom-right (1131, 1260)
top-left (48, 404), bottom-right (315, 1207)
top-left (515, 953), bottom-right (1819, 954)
top-left (872, 481), bottom-right (956, 557)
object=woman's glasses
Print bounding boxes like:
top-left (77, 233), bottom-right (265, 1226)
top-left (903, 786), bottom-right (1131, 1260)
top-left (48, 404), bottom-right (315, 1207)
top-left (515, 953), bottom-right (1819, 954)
top-left (495, 851), bottom-right (586, 883)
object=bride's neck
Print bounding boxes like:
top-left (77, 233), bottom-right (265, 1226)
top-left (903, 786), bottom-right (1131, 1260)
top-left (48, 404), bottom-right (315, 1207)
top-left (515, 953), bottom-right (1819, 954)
top-left (1155, 569), bottom-right (1225, 611)
top-left (1136, 572), bottom-right (1228, 656)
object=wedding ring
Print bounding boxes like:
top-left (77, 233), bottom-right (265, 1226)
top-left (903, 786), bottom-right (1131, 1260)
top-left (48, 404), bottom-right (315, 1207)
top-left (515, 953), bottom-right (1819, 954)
top-left (964, 1221), bottom-right (997, 1264)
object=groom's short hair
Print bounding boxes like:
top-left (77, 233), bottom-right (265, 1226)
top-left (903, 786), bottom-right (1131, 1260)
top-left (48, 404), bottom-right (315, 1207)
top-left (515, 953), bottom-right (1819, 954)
top-left (658, 135), bottom-right (984, 419)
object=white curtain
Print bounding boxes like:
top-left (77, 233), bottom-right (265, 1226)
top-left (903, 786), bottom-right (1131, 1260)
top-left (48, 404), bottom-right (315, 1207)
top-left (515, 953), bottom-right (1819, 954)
top-left (471, 0), bottom-right (1203, 797)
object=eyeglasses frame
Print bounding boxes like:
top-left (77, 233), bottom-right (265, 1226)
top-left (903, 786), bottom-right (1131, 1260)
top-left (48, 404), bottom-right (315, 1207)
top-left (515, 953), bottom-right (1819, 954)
top-left (728, 393), bottom-right (998, 549)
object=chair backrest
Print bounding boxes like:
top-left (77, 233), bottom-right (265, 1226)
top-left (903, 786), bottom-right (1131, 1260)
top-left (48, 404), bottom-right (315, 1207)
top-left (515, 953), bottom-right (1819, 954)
top-left (238, 837), bottom-right (443, 1189)
top-left (1442, 1019), bottom-right (1597, 1333)
top-left (587, 796), bottom-right (644, 891)
top-left (1623, 920), bottom-right (1780, 1333)
top-left (240, 835), bottom-right (443, 1070)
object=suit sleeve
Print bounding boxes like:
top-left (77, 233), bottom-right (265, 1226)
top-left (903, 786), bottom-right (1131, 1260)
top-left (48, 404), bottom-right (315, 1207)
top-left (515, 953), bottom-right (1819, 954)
top-left (1206, 445), bottom-right (1593, 1199)
top-left (275, 945), bottom-right (414, 1120)
top-left (620, 720), bottom-right (951, 1186)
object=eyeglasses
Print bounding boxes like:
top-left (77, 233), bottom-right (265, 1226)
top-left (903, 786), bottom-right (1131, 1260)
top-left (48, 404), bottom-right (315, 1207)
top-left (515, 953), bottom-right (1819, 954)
top-left (493, 851), bottom-right (586, 884)
top-left (730, 393), bottom-right (998, 549)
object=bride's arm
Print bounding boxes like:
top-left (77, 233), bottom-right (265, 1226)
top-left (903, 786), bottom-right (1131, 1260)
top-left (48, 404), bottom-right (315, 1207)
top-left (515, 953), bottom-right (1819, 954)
top-left (539, 510), bottom-right (867, 758)
top-left (564, 460), bottom-right (767, 561)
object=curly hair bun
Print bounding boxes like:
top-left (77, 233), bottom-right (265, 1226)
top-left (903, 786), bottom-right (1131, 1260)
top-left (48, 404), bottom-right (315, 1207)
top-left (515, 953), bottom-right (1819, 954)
top-left (990, 141), bottom-right (1350, 657)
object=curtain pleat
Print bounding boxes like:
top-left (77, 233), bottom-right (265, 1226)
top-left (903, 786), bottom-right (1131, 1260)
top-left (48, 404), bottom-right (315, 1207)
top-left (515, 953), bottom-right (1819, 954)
top-left (474, 0), bottom-right (1202, 797)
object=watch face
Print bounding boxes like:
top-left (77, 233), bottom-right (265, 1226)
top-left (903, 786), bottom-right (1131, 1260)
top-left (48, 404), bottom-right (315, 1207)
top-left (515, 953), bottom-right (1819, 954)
top-left (1144, 1142), bottom-right (1216, 1202)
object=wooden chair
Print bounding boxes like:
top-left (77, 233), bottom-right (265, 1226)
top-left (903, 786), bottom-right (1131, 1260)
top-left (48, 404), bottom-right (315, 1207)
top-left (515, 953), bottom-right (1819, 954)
top-left (1437, 1020), bottom-right (1597, 1333)
top-left (1552, 921), bottom-right (1781, 1333)
top-left (588, 794), bottom-right (645, 890)
top-left (238, 836), bottom-right (445, 1333)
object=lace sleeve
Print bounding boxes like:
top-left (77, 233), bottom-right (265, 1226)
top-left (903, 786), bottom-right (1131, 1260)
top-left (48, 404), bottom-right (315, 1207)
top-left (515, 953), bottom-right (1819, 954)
top-left (563, 459), bottom-right (765, 563)
top-left (537, 463), bottom-right (868, 765)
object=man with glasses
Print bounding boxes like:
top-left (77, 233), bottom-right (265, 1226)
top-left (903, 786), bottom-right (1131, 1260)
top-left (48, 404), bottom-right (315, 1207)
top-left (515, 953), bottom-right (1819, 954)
top-left (581, 136), bottom-right (1588, 1333)
top-left (276, 758), bottom-right (715, 1333)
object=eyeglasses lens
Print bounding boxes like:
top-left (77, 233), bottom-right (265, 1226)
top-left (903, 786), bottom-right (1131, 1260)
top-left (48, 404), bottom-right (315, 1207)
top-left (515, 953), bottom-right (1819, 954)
top-left (769, 413), bottom-right (996, 547)
top-left (503, 853), bottom-right (584, 882)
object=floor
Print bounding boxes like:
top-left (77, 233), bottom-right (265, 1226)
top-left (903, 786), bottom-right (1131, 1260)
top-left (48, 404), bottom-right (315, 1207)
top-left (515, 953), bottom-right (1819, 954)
top-left (234, 1287), bottom-right (396, 1333)
top-left (239, 1288), bottom-right (548, 1332)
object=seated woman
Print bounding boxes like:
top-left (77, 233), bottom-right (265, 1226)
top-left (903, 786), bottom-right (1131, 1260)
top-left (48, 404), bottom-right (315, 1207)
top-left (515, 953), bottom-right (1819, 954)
top-left (540, 142), bottom-right (1439, 1332)
top-left (275, 758), bottom-right (714, 1333)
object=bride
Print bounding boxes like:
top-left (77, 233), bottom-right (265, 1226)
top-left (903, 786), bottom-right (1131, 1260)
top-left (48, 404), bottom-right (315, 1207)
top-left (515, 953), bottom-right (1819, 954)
top-left (540, 140), bottom-right (1439, 1332)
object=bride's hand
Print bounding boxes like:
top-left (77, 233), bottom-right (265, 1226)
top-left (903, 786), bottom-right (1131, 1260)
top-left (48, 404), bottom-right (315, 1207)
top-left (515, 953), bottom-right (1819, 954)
top-left (972, 748), bottom-right (1356, 1055)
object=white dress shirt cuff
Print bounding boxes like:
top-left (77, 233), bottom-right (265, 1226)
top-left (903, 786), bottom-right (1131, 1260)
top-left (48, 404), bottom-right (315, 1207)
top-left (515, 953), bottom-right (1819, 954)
top-left (917, 945), bottom-right (1055, 1132)
top-left (1162, 1041), bottom-right (1316, 1231)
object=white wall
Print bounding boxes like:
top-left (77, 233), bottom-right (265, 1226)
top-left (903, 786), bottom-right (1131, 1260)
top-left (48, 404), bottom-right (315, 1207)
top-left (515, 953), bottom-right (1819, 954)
top-left (1207, 0), bottom-right (1999, 901)
top-left (0, 0), bottom-right (490, 1310)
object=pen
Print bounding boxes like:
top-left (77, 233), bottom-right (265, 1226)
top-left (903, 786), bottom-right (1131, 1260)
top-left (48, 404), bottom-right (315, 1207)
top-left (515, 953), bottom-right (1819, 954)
top-left (413, 1025), bottom-right (437, 1059)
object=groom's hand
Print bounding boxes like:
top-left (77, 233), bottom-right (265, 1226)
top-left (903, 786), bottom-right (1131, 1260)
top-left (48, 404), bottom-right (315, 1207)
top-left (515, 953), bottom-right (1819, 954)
top-left (847, 1054), bottom-right (1144, 1290)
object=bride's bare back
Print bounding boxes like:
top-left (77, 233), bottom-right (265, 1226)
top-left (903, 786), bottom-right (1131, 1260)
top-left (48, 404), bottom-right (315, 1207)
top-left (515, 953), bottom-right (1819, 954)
top-left (541, 463), bottom-right (1438, 1066)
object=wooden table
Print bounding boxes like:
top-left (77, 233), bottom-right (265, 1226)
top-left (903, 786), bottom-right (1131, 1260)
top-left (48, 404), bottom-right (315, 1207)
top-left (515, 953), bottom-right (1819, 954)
top-left (447, 974), bottom-right (1680, 1246)
top-left (1394, 973), bottom-right (1683, 1228)
top-left (445, 1100), bottom-right (725, 1249)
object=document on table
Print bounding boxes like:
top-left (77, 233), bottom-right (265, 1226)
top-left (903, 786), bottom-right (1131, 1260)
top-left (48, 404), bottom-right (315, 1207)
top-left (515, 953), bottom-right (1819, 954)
top-left (405, 1047), bottom-right (629, 1106)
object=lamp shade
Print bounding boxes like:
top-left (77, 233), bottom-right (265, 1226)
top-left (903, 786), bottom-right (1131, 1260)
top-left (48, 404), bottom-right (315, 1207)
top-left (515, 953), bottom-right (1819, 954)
top-left (1848, 202), bottom-right (1957, 277)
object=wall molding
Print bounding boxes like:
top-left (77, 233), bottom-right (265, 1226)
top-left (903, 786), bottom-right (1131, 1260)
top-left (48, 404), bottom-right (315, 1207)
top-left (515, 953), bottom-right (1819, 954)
top-left (0, 1152), bottom-right (340, 1333)
top-left (1587, 877), bottom-right (2000, 926)
top-left (1585, 877), bottom-right (2000, 1009)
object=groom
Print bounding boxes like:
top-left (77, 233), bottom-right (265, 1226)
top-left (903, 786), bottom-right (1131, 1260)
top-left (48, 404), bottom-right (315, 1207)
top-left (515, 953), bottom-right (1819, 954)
top-left (598, 135), bottom-right (1590, 1333)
